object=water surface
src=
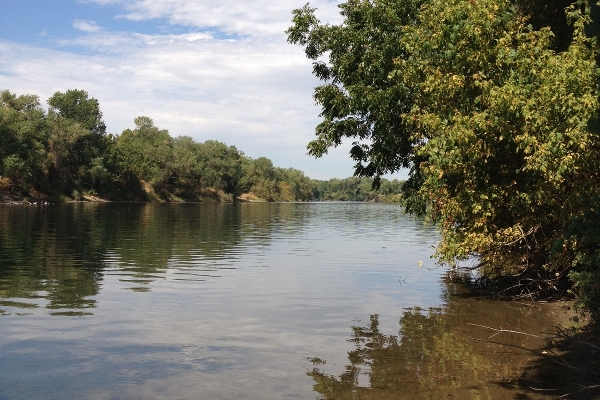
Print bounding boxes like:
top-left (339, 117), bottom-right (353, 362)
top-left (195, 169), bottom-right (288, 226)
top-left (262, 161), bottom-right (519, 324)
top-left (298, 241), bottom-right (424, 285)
top-left (0, 203), bottom-right (571, 399)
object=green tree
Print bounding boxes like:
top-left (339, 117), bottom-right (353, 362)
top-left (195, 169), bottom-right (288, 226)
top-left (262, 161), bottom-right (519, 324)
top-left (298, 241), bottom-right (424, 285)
top-left (116, 116), bottom-right (174, 187)
top-left (195, 140), bottom-right (245, 196)
top-left (0, 91), bottom-right (50, 195)
top-left (46, 90), bottom-right (110, 196)
top-left (242, 157), bottom-right (279, 201)
top-left (171, 136), bottom-right (203, 182)
top-left (289, 0), bottom-right (600, 313)
top-left (47, 89), bottom-right (106, 136)
top-left (310, 177), bottom-right (401, 201)
top-left (240, 157), bottom-right (313, 202)
top-left (399, 0), bottom-right (600, 292)
top-left (1, 89), bottom-right (319, 204)
top-left (277, 168), bottom-right (313, 201)
top-left (286, 0), bottom-right (424, 184)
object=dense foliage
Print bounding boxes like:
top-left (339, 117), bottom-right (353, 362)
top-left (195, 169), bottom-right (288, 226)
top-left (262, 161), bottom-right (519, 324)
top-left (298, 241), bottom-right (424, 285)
top-left (0, 90), bottom-right (298, 201)
top-left (312, 176), bottom-right (403, 201)
top-left (289, 0), bottom-right (600, 316)
top-left (286, 0), bottom-right (424, 184)
top-left (0, 89), bottom-right (404, 204)
top-left (240, 157), bottom-right (314, 202)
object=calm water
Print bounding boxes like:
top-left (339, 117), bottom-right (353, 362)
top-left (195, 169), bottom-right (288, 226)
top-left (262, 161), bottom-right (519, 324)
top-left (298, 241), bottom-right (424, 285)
top-left (0, 203), bottom-right (571, 399)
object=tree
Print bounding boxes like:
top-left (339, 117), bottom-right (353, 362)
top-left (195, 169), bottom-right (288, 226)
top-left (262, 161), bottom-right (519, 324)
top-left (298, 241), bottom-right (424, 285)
top-left (286, 0), bottom-right (425, 185)
top-left (239, 158), bottom-right (313, 202)
top-left (398, 0), bottom-right (600, 293)
top-left (277, 168), bottom-right (313, 201)
top-left (0, 91), bottom-right (49, 195)
top-left (171, 136), bottom-right (203, 180)
top-left (309, 176), bottom-right (402, 201)
top-left (47, 89), bottom-right (106, 136)
top-left (116, 116), bottom-right (174, 186)
top-left (46, 90), bottom-right (110, 195)
top-left (242, 157), bottom-right (279, 201)
top-left (289, 0), bottom-right (600, 310)
top-left (195, 140), bottom-right (245, 196)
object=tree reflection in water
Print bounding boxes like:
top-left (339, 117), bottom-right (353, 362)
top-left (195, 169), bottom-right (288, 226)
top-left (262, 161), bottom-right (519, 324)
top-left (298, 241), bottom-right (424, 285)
top-left (308, 283), bottom-right (589, 399)
top-left (0, 203), bottom-right (280, 315)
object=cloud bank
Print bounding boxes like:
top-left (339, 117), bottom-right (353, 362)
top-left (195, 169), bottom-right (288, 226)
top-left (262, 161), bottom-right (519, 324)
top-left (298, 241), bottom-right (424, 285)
top-left (0, 0), bottom-right (402, 179)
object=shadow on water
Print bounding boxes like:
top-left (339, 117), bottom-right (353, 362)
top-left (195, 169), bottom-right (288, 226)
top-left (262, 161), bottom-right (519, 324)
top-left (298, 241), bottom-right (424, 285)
top-left (307, 281), bottom-right (600, 399)
top-left (0, 203), bottom-right (288, 315)
top-left (512, 323), bottom-right (600, 399)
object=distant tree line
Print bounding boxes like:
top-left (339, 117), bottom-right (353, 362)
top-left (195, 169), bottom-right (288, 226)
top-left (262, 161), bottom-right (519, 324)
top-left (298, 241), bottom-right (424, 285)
top-left (0, 89), bottom-right (403, 203)
top-left (311, 177), bottom-right (403, 202)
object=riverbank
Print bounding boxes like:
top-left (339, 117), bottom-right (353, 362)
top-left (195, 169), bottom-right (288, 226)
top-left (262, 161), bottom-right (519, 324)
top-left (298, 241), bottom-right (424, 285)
top-left (0, 190), bottom-right (398, 204)
top-left (443, 274), bottom-right (600, 397)
top-left (431, 282), bottom-right (600, 398)
top-left (522, 302), bottom-right (600, 399)
top-left (0, 188), bottom-right (235, 204)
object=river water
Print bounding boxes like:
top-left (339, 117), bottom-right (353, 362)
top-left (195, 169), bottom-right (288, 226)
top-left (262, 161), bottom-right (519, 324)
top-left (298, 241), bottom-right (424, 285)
top-left (0, 203), bottom-right (574, 399)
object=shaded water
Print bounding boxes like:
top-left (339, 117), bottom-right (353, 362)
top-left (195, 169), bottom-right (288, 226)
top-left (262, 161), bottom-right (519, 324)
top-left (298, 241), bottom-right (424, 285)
top-left (0, 203), bottom-right (574, 399)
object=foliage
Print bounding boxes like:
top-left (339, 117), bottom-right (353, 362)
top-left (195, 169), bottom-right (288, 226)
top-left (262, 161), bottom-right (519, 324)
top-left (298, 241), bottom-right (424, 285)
top-left (1, 88), bottom-right (405, 205)
top-left (242, 157), bottom-right (313, 201)
top-left (47, 89), bottom-right (106, 136)
top-left (399, 0), bottom-right (600, 293)
top-left (47, 90), bottom-right (111, 194)
top-left (286, 0), bottom-right (424, 184)
top-left (311, 176), bottom-right (403, 202)
top-left (0, 89), bottom-right (323, 203)
top-left (289, 0), bottom-right (600, 315)
top-left (194, 140), bottom-right (245, 196)
top-left (116, 116), bottom-right (174, 187)
top-left (0, 91), bottom-right (49, 194)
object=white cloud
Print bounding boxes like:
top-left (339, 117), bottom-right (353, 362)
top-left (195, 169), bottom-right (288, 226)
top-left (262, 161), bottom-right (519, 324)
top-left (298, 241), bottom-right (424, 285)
top-left (0, 0), bottom-right (394, 180)
top-left (86, 0), bottom-right (344, 37)
top-left (73, 19), bottom-right (103, 33)
top-left (56, 30), bottom-right (215, 53)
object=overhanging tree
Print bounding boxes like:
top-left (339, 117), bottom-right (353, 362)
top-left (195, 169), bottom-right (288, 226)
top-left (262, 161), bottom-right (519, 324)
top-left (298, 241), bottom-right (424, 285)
top-left (398, 0), bottom-right (600, 293)
top-left (286, 0), bottom-right (425, 185)
top-left (289, 0), bottom-right (600, 310)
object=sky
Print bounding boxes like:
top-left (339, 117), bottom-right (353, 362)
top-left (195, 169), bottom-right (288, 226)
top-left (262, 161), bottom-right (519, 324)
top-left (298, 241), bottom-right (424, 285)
top-left (0, 0), bottom-right (406, 180)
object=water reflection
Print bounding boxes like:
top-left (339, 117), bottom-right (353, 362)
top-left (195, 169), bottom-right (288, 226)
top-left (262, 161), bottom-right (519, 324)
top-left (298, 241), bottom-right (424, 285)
top-left (3, 202), bottom-right (422, 316)
top-left (1, 203), bottom-right (586, 399)
top-left (0, 204), bottom-right (105, 314)
top-left (0, 203), bottom-right (289, 315)
top-left (308, 282), bottom-right (576, 399)
top-left (0, 202), bottom-right (447, 400)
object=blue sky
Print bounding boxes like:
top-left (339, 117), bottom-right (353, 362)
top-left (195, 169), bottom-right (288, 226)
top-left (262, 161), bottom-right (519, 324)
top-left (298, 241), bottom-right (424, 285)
top-left (1, 1), bottom-right (126, 42)
top-left (0, 0), bottom-right (406, 180)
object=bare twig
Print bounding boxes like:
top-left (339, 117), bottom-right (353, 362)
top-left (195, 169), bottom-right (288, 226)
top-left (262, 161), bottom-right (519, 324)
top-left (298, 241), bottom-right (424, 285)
top-left (559, 384), bottom-right (600, 398)
top-left (555, 326), bottom-right (600, 351)
top-left (467, 323), bottom-right (543, 339)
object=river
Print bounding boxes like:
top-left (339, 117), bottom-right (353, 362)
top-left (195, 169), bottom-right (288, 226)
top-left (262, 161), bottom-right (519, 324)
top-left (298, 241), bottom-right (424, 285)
top-left (0, 203), bottom-right (577, 399)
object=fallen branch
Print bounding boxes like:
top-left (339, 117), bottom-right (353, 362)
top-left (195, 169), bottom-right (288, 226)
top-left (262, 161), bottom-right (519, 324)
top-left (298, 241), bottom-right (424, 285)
top-left (466, 323), bottom-right (543, 339)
